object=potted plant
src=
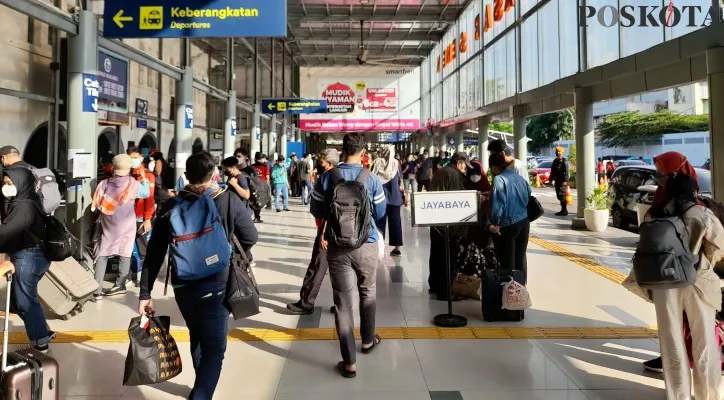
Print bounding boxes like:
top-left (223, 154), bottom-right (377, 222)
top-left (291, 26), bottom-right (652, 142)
top-left (584, 186), bottom-right (613, 232)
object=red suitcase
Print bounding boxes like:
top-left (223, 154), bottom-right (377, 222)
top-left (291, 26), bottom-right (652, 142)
top-left (0, 273), bottom-right (59, 399)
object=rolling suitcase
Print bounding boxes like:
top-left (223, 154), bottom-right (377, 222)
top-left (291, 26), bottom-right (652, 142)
top-left (481, 266), bottom-right (525, 322)
top-left (1, 273), bottom-right (60, 400)
top-left (37, 257), bottom-right (99, 320)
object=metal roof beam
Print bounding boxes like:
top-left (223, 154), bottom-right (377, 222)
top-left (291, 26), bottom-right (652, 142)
top-left (293, 48), bottom-right (427, 57)
top-left (291, 32), bottom-right (442, 42)
top-left (288, 8), bottom-right (459, 23)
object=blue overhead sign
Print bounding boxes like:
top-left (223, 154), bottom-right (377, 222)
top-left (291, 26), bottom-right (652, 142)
top-left (103, 0), bottom-right (286, 38)
top-left (262, 99), bottom-right (328, 115)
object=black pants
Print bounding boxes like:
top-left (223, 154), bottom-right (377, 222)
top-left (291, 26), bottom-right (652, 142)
top-left (428, 227), bottom-right (455, 300)
top-left (298, 227), bottom-right (329, 309)
top-left (554, 180), bottom-right (566, 208)
top-left (252, 205), bottom-right (262, 220)
top-left (418, 179), bottom-right (430, 192)
top-left (290, 179), bottom-right (300, 197)
top-left (376, 204), bottom-right (403, 247)
top-left (492, 219), bottom-right (530, 285)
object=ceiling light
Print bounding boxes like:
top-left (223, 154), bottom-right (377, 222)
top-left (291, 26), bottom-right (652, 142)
top-left (360, 0), bottom-right (370, 3)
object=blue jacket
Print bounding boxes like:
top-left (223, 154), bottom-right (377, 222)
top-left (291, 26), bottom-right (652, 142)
top-left (490, 169), bottom-right (531, 228)
top-left (311, 163), bottom-right (387, 243)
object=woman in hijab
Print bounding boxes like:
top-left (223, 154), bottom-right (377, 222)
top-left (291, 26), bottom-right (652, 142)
top-left (372, 145), bottom-right (406, 257)
top-left (91, 154), bottom-right (140, 301)
top-left (0, 167), bottom-right (54, 352)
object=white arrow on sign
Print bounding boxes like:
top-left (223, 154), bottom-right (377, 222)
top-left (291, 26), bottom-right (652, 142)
top-left (92, 98), bottom-right (98, 112)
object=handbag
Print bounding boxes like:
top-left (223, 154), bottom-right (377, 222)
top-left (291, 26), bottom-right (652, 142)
top-left (527, 195), bottom-right (544, 222)
top-left (452, 273), bottom-right (481, 300)
top-left (225, 235), bottom-right (260, 319)
top-left (123, 314), bottom-right (182, 386)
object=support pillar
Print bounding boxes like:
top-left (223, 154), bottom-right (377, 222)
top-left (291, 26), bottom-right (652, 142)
top-left (281, 119), bottom-right (288, 158)
top-left (455, 130), bottom-right (465, 153)
top-left (268, 117), bottom-right (278, 159)
top-left (428, 136), bottom-right (436, 157)
top-left (174, 39), bottom-right (193, 182)
top-left (439, 135), bottom-right (447, 155)
top-left (478, 116), bottom-right (490, 170)
top-left (223, 39), bottom-right (236, 159)
top-left (65, 9), bottom-right (98, 252)
top-left (708, 47), bottom-right (724, 202)
top-left (572, 87), bottom-right (595, 229)
top-left (261, 129), bottom-right (269, 155)
top-left (513, 109), bottom-right (527, 161)
top-left (251, 105), bottom-right (261, 157)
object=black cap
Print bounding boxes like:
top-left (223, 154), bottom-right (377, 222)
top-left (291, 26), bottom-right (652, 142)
top-left (277, 156), bottom-right (285, 162)
top-left (450, 152), bottom-right (472, 169)
top-left (0, 146), bottom-right (20, 156)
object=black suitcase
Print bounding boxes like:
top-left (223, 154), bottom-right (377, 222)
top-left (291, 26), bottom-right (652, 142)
top-left (1, 273), bottom-right (60, 400)
top-left (481, 268), bottom-right (526, 322)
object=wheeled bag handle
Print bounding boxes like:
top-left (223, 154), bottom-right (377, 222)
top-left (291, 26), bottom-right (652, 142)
top-left (2, 272), bottom-right (12, 372)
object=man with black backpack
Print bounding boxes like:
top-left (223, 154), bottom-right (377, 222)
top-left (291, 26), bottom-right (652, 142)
top-left (311, 134), bottom-right (387, 378)
top-left (139, 152), bottom-right (258, 399)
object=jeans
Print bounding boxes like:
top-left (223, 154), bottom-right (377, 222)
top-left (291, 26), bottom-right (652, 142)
top-left (175, 282), bottom-right (228, 400)
top-left (300, 179), bottom-right (313, 205)
top-left (491, 219), bottom-right (530, 285)
top-left (403, 178), bottom-right (417, 193)
top-left (10, 245), bottom-right (51, 346)
top-left (94, 256), bottom-right (131, 294)
top-left (298, 227), bottom-right (328, 309)
top-left (328, 242), bottom-right (378, 365)
top-left (274, 183), bottom-right (289, 210)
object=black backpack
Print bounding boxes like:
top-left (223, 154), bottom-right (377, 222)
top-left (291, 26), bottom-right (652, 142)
top-left (43, 215), bottom-right (74, 261)
top-left (242, 173), bottom-right (270, 209)
top-left (633, 204), bottom-right (699, 289)
top-left (326, 168), bottom-right (371, 250)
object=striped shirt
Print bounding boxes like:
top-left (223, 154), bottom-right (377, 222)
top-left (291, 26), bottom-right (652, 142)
top-left (311, 163), bottom-right (387, 243)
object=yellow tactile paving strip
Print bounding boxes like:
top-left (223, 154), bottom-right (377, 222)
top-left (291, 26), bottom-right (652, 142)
top-left (4, 235), bottom-right (654, 344)
top-left (4, 326), bottom-right (658, 344)
top-left (529, 235), bottom-right (628, 285)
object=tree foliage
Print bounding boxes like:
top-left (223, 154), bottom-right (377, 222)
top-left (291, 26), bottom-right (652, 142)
top-left (596, 110), bottom-right (709, 148)
top-left (489, 122), bottom-right (513, 133)
top-left (526, 110), bottom-right (574, 154)
top-left (567, 144), bottom-right (577, 165)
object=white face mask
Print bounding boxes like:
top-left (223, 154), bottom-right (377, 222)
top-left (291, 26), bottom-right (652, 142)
top-left (1, 184), bottom-right (17, 198)
top-left (470, 175), bottom-right (482, 183)
top-left (131, 158), bottom-right (142, 169)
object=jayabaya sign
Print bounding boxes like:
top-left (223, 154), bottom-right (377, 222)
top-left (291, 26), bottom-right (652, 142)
top-left (411, 190), bottom-right (480, 227)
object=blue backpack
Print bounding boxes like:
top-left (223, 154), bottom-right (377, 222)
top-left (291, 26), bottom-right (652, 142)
top-left (168, 191), bottom-right (231, 280)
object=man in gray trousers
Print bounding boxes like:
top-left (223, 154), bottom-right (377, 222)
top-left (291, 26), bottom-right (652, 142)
top-left (287, 148), bottom-right (340, 315)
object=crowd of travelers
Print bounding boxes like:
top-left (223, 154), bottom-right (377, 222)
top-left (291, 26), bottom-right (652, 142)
top-left (1, 131), bottom-right (724, 398)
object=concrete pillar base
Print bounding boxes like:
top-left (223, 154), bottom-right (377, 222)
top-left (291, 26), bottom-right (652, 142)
top-left (571, 217), bottom-right (588, 230)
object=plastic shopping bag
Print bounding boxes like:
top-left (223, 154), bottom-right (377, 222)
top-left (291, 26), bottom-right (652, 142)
top-left (501, 280), bottom-right (532, 311)
top-left (123, 314), bottom-right (182, 386)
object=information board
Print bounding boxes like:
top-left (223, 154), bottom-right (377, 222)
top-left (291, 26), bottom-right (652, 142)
top-left (103, 0), bottom-right (286, 38)
top-left (411, 190), bottom-right (480, 227)
top-left (262, 99), bottom-right (328, 114)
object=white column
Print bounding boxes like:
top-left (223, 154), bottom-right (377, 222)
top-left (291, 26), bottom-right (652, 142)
top-left (439, 135), bottom-right (448, 155)
top-left (708, 47), bottom-right (724, 202)
top-left (513, 109), bottom-right (527, 161)
top-left (250, 104), bottom-right (262, 157)
top-left (428, 136), bottom-right (436, 157)
top-left (478, 116), bottom-right (490, 170)
top-left (280, 119), bottom-right (288, 159)
top-left (268, 117), bottom-right (277, 160)
top-left (572, 87), bottom-right (595, 229)
top-left (456, 130), bottom-right (465, 153)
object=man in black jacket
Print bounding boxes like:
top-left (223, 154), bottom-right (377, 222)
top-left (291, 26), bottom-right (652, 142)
top-left (138, 152), bottom-right (257, 400)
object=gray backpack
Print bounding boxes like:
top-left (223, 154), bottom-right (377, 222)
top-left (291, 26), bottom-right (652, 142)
top-left (326, 168), bottom-right (371, 250)
top-left (30, 167), bottom-right (61, 215)
top-left (633, 206), bottom-right (699, 289)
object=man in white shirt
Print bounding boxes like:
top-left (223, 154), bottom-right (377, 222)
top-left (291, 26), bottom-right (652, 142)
top-left (487, 139), bottom-right (528, 182)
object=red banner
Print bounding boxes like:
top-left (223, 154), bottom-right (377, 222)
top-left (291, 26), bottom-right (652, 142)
top-left (359, 88), bottom-right (397, 111)
top-left (322, 82), bottom-right (355, 113)
top-left (300, 119), bottom-right (420, 132)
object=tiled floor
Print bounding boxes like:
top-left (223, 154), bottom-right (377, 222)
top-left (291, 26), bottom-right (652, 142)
top-left (7, 188), bottom-right (676, 399)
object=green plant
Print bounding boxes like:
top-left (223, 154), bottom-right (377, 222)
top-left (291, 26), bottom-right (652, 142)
top-left (586, 186), bottom-right (613, 210)
top-left (567, 144), bottom-right (577, 165)
top-left (569, 169), bottom-right (576, 183)
top-left (596, 110), bottom-right (709, 148)
top-left (526, 110), bottom-right (574, 153)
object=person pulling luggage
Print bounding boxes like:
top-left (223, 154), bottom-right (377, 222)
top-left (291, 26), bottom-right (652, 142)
top-left (138, 152), bottom-right (258, 399)
top-left (0, 168), bottom-right (54, 352)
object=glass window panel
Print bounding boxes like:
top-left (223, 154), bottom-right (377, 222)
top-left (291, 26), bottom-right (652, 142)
top-left (586, 0), bottom-right (620, 68)
top-left (559, 0), bottom-right (579, 78)
top-left (484, 49), bottom-right (495, 105)
top-left (619, 0), bottom-right (663, 57)
top-left (520, 0), bottom-right (538, 15)
top-left (495, 40), bottom-right (505, 102)
top-left (521, 13), bottom-right (538, 91)
top-left (475, 55), bottom-right (484, 109)
top-left (506, 31), bottom-right (516, 98)
top-left (538, 0), bottom-right (560, 86)
top-left (665, 0), bottom-right (714, 40)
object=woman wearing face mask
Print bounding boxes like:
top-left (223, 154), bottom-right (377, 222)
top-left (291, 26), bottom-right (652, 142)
top-left (90, 154), bottom-right (141, 300)
top-left (488, 154), bottom-right (532, 284)
top-left (372, 145), bottom-right (406, 257)
top-left (465, 162), bottom-right (492, 249)
top-left (0, 168), bottom-right (54, 352)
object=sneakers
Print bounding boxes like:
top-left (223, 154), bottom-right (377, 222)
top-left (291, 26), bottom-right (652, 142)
top-left (390, 249), bottom-right (402, 257)
top-left (555, 209), bottom-right (569, 216)
top-left (276, 209), bottom-right (282, 213)
top-left (286, 302), bottom-right (314, 315)
top-left (33, 343), bottom-right (49, 354)
top-left (254, 218), bottom-right (264, 223)
top-left (284, 209), bottom-right (291, 212)
top-left (103, 286), bottom-right (127, 297)
top-left (643, 357), bottom-right (663, 373)
top-left (92, 294), bottom-right (103, 302)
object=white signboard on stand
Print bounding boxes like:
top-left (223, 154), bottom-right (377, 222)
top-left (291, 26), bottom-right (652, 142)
top-left (411, 190), bottom-right (480, 227)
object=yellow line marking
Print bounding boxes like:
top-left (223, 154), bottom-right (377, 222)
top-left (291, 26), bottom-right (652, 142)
top-left (529, 235), bottom-right (627, 285)
top-left (3, 326), bottom-right (658, 344)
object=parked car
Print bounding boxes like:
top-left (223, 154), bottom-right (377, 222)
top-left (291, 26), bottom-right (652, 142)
top-left (615, 160), bottom-right (647, 168)
top-left (609, 165), bottom-right (711, 229)
top-left (530, 160), bottom-right (553, 184)
top-left (703, 159), bottom-right (710, 170)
